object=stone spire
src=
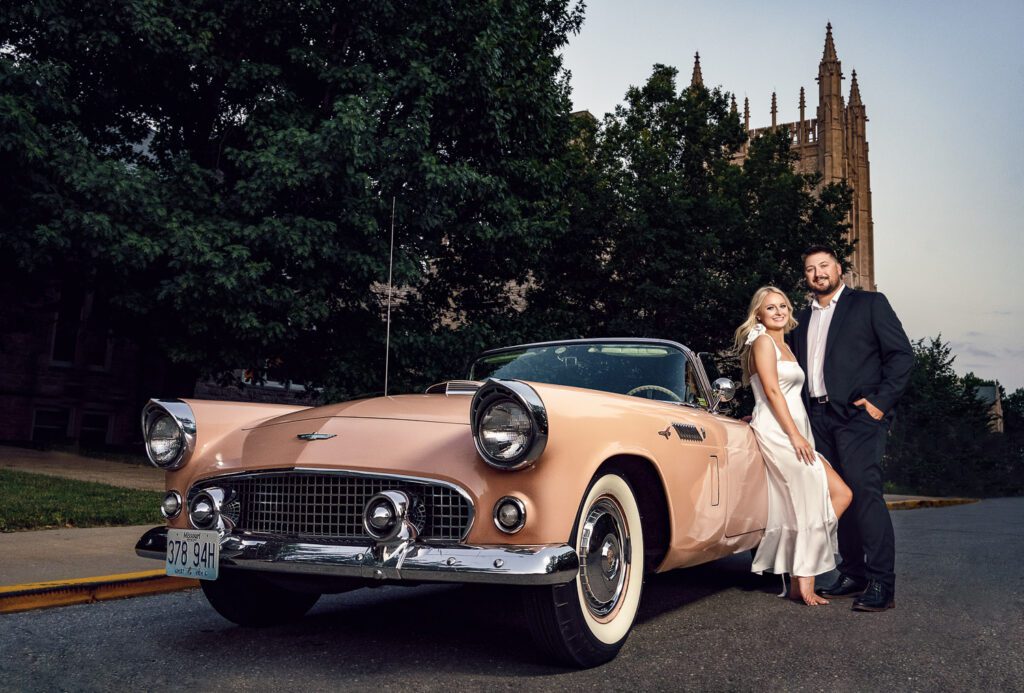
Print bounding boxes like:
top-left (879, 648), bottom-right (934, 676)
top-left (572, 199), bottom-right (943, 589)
top-left (849, 69), bottom-right (862, 106)
top-left (743, 96), bottom-right (750, 131)
top-left (816, 23), bottom-right (845, 183)
top-left (822, 21), bottom-right (838, 63)
top-left (798, 87), bottom-right (806, 143)
top-left (771, 91), bottom-right (778, 128)
top-left (690, 52), bottom-right (703, 88)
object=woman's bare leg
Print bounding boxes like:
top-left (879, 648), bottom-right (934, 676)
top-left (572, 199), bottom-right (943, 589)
top-left (821, 457), bottom-right (853, 519)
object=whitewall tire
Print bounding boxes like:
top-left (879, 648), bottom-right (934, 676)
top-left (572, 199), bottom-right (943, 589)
top-left (524, 472), bottom-right (645, 667)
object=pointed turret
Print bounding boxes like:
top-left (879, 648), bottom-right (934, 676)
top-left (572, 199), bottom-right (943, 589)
top-left (743, 96), bottom-right (750, 131)
top-left (690, 52), bottom-right (703, 88)
top-left (816, 23), bottom-right (845, 183)
top-left (771, 91), bottom-right (778, 128)
top-left (849, 69), bottom-right (862, 106)
top-left (798, 87), bottom-right (806, 143)
top-left (822, 21), bottom-right (838, 63)
top-left (844, 67), bottom-right (872, 290)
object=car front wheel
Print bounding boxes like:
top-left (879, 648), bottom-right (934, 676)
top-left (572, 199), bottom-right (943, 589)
top-left (524, 472), bottom-right (645, 668)
top-left (200, 569), bottom-right (320, 627)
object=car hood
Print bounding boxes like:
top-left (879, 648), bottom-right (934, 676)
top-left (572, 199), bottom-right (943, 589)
top-left (247, 392), bottom-right (474, 429)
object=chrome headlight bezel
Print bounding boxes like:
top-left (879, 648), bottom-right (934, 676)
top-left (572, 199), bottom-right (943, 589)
top-left (470, 379), bottom-right (548, 471)
top-left (141, 399), bottom-right (197, 470)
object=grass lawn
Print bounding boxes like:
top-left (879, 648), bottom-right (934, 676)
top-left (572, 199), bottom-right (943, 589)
top-left (0, 469), bottom-right (163, 532)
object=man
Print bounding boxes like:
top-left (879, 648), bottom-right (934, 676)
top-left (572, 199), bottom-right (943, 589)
top-left (788, 245), bottom-right (913, 611)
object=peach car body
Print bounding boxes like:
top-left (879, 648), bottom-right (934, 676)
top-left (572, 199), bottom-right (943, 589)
top-left (136, 338), bottom-right (768, 667)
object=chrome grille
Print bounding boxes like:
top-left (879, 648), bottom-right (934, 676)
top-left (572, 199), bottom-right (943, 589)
top-left (190, 471), bottom-right (473, 542)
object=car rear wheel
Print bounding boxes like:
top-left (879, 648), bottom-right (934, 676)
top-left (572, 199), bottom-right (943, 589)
top-left (201, 569), bottom-right (320, 627)
top-left (523, 472), bottom-right (645, 668)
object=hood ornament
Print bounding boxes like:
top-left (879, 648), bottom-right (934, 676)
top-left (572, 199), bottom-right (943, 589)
top-left (297, 433), bottom-right (336, 441)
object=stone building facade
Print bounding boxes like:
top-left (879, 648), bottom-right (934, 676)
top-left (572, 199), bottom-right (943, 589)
top-left (0, 284), bottom-right (169, 448)
top-left (698, 24), bottom-right (876, 290)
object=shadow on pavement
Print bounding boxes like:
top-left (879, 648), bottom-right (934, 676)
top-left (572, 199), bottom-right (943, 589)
top-left (150, 552), bottom-right (780, 678)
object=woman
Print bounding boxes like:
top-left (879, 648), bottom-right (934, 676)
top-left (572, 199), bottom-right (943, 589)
top-left (734, 286), bottom-right (852, 605)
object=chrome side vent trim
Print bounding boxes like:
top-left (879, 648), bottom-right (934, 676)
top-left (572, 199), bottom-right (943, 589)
top-left (672, 423), bottom-right (705, 442)
top-left (425, 380), bottom-right (482, 396)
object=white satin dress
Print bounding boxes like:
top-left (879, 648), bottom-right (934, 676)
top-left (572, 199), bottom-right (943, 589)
top-left (749, 333), bottom-right (838, 577)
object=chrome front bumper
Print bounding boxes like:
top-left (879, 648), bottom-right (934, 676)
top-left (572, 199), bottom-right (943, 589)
top-left (135, 527), bottom-right (579, 586)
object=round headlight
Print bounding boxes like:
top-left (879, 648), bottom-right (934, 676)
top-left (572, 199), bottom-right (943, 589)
top-left (470, 379), bottom-right (548, 471)
top-left (479, 400), bottom-right (533, 461)
top-left (141, 400), bottom-right (197, 470)
top-left (147, 414), bottom-right (183, 467)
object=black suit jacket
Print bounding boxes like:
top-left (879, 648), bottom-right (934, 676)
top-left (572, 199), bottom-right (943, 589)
top-left (789, 287), bottom-right (914, 420)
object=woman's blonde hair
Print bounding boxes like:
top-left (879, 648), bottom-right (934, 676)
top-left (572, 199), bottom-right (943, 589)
top-left (732, 286), bottom-right (799, 385)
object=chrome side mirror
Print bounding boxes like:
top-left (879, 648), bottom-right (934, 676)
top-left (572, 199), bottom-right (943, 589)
top-left (709, 378), bottom-right (736, 413)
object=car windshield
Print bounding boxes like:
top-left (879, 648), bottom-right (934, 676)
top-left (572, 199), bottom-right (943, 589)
top-left (469, 342), bottom-right (704, 405)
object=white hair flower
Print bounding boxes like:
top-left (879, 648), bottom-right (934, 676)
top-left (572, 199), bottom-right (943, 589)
top-left (744, 322), bottom-right (767, 346)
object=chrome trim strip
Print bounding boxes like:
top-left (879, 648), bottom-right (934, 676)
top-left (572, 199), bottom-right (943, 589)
top-left (135, 527), bottom-right (578, 586)
top-left (190, 467), bottom-right (476, 543)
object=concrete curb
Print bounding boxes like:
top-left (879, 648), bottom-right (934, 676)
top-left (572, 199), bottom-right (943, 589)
top-left (886, 498), bottom-right (978, 510)
top-left (0, 570), bottom-right (197, 615)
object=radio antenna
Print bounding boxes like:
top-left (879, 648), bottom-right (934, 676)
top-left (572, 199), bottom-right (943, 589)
top-left (384, 196), bottom-right (396, 397)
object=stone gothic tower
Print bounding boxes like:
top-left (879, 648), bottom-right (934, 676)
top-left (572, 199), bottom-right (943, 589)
top-left (716, 23), bottom-right (876, 290)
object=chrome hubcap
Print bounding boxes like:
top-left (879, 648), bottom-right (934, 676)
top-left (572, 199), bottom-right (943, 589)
top-left (579, 496), bottom-right (630, 617)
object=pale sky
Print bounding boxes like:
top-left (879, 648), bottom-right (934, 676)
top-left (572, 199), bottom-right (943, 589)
top-left (562, 0), bottom-right (1024, 392)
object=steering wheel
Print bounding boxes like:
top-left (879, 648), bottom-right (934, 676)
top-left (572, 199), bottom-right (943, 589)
top-left (625, 384), bottom-right (683, 402)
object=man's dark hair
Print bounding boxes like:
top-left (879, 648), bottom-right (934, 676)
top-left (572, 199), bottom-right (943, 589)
top-left (801, 244), bottom-right (844, 270)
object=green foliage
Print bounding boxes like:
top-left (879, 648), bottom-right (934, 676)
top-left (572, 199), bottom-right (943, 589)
top-left (0, 469), bottom-right (163, 531)
top-left (0, 0), bottom-right (584, 397)
top-left (525, 67), bottom-right (853, 359)
top-left (884, 337), bottom-right (1022, 496)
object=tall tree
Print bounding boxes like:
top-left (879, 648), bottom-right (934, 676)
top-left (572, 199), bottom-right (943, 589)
top-left (0, 0), bottom-right (583, 397)
top-left (884, 337), bottom-right (1020, 496)
top-left (527, 65), bottom-right (853, 359)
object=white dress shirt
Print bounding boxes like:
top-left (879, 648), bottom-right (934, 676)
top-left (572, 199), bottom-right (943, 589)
top-left (806, 283), bottom-right (846, 398)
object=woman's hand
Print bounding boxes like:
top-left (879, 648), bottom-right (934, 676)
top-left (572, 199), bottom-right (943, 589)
top-left (788, 432), bottom-right (816, 464)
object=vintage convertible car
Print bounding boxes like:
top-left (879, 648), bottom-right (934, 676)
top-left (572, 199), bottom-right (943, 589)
top-left (136, 338), bottom-right (767, 668)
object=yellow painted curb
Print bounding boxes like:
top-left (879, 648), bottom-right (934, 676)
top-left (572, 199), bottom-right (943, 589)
top-left (0, 570), bottom-right (197, 614)
top-left (886, 498), bottom-right (978, 510)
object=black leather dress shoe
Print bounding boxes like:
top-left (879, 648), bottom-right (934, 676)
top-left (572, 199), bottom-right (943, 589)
top-left (852, 580), bottom-right (895, 611)
top-left (816, 574), bottom-right (867, 598)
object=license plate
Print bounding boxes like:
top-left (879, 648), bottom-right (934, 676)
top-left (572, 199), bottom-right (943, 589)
top-left (166, 529), bottom-right (220, 580)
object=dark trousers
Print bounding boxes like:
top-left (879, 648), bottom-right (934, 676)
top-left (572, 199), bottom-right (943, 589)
top-left (808, 402), bottom-right (896, 591)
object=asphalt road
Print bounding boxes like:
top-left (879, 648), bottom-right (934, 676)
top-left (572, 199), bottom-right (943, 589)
top-left (1, 498), bottom-right (1021, 692)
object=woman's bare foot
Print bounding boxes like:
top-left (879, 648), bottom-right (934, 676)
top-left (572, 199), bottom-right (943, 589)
top-left (790, 576), bottom-right (830, 606)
